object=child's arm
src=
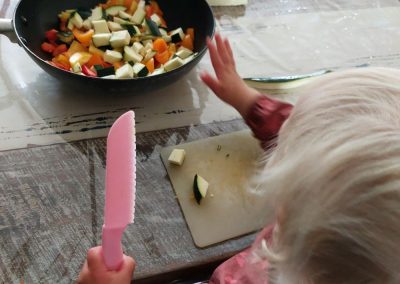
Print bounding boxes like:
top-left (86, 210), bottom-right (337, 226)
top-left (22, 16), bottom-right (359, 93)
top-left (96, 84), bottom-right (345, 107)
top-left (77, 246), bottom-right (135, 284)
top-left (200, 33), bottom-right (293, 148)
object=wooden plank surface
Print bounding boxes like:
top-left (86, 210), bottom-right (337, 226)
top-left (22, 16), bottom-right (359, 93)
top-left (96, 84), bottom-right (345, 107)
top-left (0, 119), bottom-right (259, 283)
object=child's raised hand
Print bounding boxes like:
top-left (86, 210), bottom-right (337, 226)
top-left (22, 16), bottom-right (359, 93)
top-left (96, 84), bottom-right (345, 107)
top-left (200, 33), bottom-right (260, 117)
top-left (77, 246), bottom-right (135, 284)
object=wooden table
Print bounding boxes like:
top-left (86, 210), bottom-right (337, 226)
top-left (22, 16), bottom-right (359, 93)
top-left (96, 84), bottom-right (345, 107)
top-left (2, 0), bottom-right (400, 283)
top-left (0, 118), bottom-right (254, 283)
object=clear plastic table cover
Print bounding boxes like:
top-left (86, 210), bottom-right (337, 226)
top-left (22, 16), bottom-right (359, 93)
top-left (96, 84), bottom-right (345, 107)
top-left (0, 0), bottom-right (400, 150)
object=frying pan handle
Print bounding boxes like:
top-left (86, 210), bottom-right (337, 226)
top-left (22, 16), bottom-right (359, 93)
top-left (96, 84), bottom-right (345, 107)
top-left (0, 19), bottom-right (12, 32)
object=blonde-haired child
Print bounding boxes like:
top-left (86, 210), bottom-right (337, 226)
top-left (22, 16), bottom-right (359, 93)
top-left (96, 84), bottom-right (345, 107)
top-left (204, 34), bottom-right (400, 284)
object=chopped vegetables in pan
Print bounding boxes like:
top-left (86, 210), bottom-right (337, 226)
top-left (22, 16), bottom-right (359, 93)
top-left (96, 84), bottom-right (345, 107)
top-left (41, 0), bottom-right (197, 79)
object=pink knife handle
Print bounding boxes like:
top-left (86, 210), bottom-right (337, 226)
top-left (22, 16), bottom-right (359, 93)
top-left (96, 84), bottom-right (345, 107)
top-left (102, 225), bottom-right (126, 270)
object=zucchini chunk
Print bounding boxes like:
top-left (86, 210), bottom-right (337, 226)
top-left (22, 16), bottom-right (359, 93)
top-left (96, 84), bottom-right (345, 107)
top-left (57, 31), bottom-right (74, 44)
top-left (168, 149), bottom-right (186, 166)
top-left (109, 30), bottom-right (131, 48)
top-left (70, 12), bottom-right (83, 29)
top-left (107, 21), bottom-right (123, 32)
top-left (115, 63), bottom-right (134, 79)
top-left (103, 49), bottom-right (123, 63)
top-left (105, 5), bottom-right (127, 16)
top-left (94, 65), bottom-right (115, 77)
top-left (92, 33), bottom-right (112, 47)
top-left (170, 27), bottom-right (184, 43)
top-left (91, 6), bottom-right (103, 21)
top-left (164, 57), bottom-right (184, 72)
top-left (132, 62), bottom-right (149, 77)
top-left (176, 46), bottom-right (193, 59)
top-left (131, 8), bottom-right (146, 24)
top-left (124, 46), bottom-right (143, 63)
top-left (92, 19), bottom-right (110, 34)
top-left (193, 174), bottom-right (209, 205)
top-left (118, 10), bottom-right (132, 20)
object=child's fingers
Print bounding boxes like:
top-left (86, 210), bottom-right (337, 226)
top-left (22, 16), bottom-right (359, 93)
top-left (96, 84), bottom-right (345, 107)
top-left (77, 260), bottom-right (90, 283)
top-left (200, 71), bottom-right (221, 96)
top-left (224, 37), bottom-right (236, 68)
top-left (215, 33), bottom-right (232, 67)
top-left (87, 246), bottom-right (107, 271)
top-left (207, 37), bottom-right (224, 76)
top-left (111, 255), bottom-right (136, 282)
top-left (122, 255), bottom-right (136, 275)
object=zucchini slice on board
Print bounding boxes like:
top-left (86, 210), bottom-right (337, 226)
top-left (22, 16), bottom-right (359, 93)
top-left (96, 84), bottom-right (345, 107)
top-left (193, 174), bottom-right (209, 204)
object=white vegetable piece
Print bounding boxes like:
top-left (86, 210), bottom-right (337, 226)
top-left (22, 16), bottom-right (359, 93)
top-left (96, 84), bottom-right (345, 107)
top-left (72, 63), bottom-right (82, 73)
top-left (143, 49), bottom-right (156, 62)
top-left (92, 33), bottom-right (112, 47)
top-left (143, 41), bottom-right (153, 52)
top-left (168, 149), bottom-right (186, 166)
top-left (107, 21), bottom-right (123, 32)
top-left (91, 6), bottom-right (103, 21)
top-left (132, 62), bottom-right (149, 77)
top-left (110, 30), bottom-right (131, 48)
top-left (150, 14), bottom-right (162, 26)
top-left (183, 53), bottom-right (197, 65)
top-left (162, 35), bottom-right (172, 43)
top-left (113, 16), bottom-right (127, 25)
top-left (170, 27), bottom-right (184, 43)
top-left (150, 67), bottom-right (165, 76)
top-left (118, 10), bottom-right (132, 20)
top-left (103, 50), bottom-right (123, 63)
top-left (132, 42), bottom-right (145, 54)
top-left (106, 6), bottom-right (127, 16)
top-left (164, 57), bottom-right (184, 72)
top-left (123, 46), bottom-right (143, 63)
top-left (102, 75), bottom-right (117, 79)
top-left (92, 20), bottom-right (110, 34)
top-left (116, 63), bottom-right (134, 79)
top-left (82, 18), bottom-right (92, 30)
top-left (131, 8), bottom-right (146, 24)
top-left (70, 12), bottom-right (83, 29)
top-left (176, 46), bottom-right (193, 59)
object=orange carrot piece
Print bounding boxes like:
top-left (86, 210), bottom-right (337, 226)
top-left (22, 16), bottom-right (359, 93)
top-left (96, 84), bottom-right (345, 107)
top-left (72, 28), bottom-right (94, 47)
top-left (181, 34), bottom-right (194, 51)
top-left (113, 61), bottom-right (123, 70)
top-left (186, 28), bottom-right (194, 41)
top-left (144, 58), bottom-right (155, 73)
top-left (153, 38), bottom-right (168, 53)
top-left (155, 49), bottom-right (169, 64)
top-left (168, 43), bottom-right (176, 57)
top-left (86, 53), bottom-right (105, 68)
top-left (124, 0), bottom-right (134, 9)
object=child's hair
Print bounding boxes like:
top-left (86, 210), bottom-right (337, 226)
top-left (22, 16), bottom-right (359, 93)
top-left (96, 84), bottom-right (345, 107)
top-left (251, 67), bottom-right (400, 283)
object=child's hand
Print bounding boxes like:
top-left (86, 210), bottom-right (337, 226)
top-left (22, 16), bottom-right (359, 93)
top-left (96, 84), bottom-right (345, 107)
top-left (77, 246), bottom-right (135, 284)
top-left (200, 33), bottom-right (260, 117)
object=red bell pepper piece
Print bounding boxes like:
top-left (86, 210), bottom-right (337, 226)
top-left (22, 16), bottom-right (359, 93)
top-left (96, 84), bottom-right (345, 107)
top-left (45, 29), bottom-right (58, 44)
top-left (41, 42), bottom-right (56, 53)
top-left (145, 5), bottom-right (153, 18)
top-left (52, 44), bottom-right (68, 57)
top-left (82, 64), bottom-right (97, 77)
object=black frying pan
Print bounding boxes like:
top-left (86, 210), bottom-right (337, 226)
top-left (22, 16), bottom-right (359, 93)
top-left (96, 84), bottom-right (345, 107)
top-left (1, 0), bottom-right (214, 91)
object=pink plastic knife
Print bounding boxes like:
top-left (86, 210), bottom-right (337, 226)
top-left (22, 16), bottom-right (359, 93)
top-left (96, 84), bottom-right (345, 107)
top-left (102, 110), bottom-right (136, 270)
